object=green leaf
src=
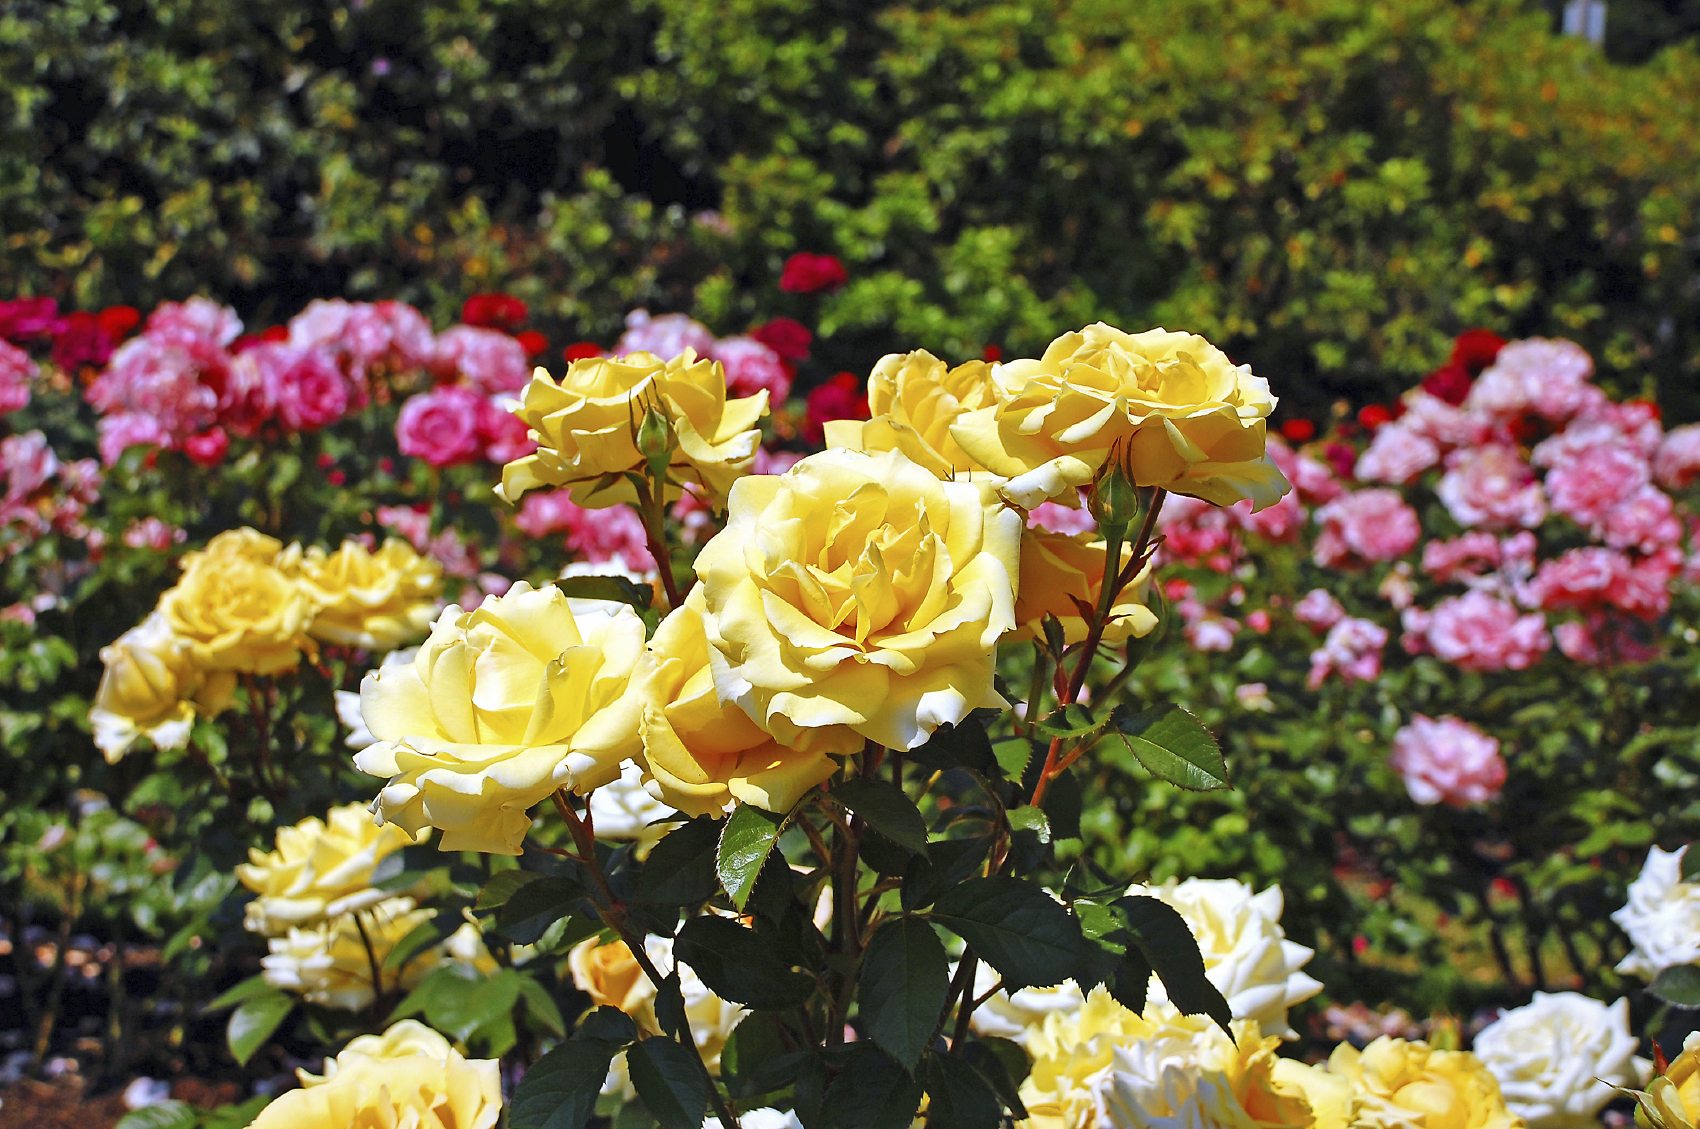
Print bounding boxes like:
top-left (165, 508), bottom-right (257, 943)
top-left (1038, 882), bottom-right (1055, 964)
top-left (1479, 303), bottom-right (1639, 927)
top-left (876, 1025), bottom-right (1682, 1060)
top-left (675, 915), bottom-right (815, 1010)
top-left (822, 1044), bottom-right (926, 1129)
top-left (992, 737), bottom-right (1034, 780)
top-left (519, 976), bottom-right (567, 1037)
top-left (722, 1013), bottom-right (806, 1098)
top-left (1116, 896), bottom-right (1232, 1034)
top-left (556, 573), bottom-right (653, 610)
top-left (1008, 806), bottom-right (1051, 844)
top-left (835, 777), bottom-right (930, 857)
top-left (227, 989), bottom-right (293, 1066)
top-left (383, 917), bottom-right (448, 973)
top-left (1035, 702), bottom-right (1103, 740)
top-left (932, 878), bottom-right (1084, 990)
top-left (910, 718), bottom-right (995, 772)
top-left (510, 1009), bottom-right (635, 1129)
top-left (1651, 964), bottom-right (1700, 1008)
top-left (431, 968), bottom-right (524, 1044)
top-left (961, 1038), bottom-right (1030, 1120)
top-left (203, 974), bottom-right (274, 1012)
top-left (628, 1037), bottom-right (715, 1129)
top-left (1110, 704), bottom-right (1229, 791)
top-left (115, 1102), bottom-right (198, 1129)
top-left (1107, 947), bottom-right (1153, 1016)
top-left (718, 805), bottom-right (785, 911)
top-left (859, 917), bottom-right (949, 1070)
top-left (653, 972), bottom-right (689, 1042)
top-left (635, 818), bottom-right (721, 906)
top-left (902, 837), bottom-right (991, 911)
top-left (496, 876), bottom-right (586, 945)
top-left (922, 1050), bottom-right (1003, 1128)
top-left (476, 868), bottom-right (543, 911)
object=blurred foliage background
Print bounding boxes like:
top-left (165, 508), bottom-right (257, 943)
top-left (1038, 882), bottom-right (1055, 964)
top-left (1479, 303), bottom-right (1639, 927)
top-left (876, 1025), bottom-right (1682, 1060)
top-left (3, 0), bottom-right (1700, 417)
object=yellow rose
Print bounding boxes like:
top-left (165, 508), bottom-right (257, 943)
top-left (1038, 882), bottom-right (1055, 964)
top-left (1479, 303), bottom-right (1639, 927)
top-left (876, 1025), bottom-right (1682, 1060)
top-left (260, 898), bottom-right (436, 1011)
top-left (353, 581), bottom-right (645, 854)
top-left (1015, 528), bottom-right (1159, 646)
top-left (286, 538), bottom-right (442, 651)
top-left (950, 323), bottom-right (1289, 510)
top-left (693, 448), bottom-right (1022, 753)
top-left (236, 803), bottom-right (424, 936)
top-left (248, 1020), bottom-right (502, 1129)
top-left (497, 351), bottom-right (768, 510)
top-left (824, 350), bottom-right (1000, 478)
top-left (160, 528), bottom-right (313, 674)
top-left (629, 587), bottom-right (838, 816)
top-left (1631, 1034), bottom-right (1700, 1129)
top-left (568, 937), bottom-right (657, 1019)
top-left (90, 611), bottom-right (233, 763)
top-left (1329, 1037), bottom-right (1525, 1129)
top-left (1273, 1059), bottom-right (1357, 1129)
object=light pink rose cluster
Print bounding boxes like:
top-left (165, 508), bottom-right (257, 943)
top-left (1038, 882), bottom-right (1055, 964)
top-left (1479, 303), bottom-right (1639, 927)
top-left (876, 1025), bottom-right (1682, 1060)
top-left (1654, 424), bottom-right (1700, 489)
top-left (0, 339), bottom-right (34, 415)
top-left (1464, 338), bottom-right (1598, 425)
top-left (87, 299), bottom-right (238, 463)
top-left (394, 386), bottom-right (536, 468)
top-left (614, 309), bottom-right (795, 403)
top-left (512, 490), bottom-right (655, 571)
top-left (1313, 489), bottom-right (1421, 567)
top-left (287, 299), bottom-right (435, 383)
top-left (2, 431), bottom-right (100, 556)
top-left (1389, 714), bottom-right (1506, 808)
top-left (1435, 445), bottom-right (1547, 530)
top-left (430, 325), bottom-right (530, 395)
top-left (1402, 589), bottom-right (1550, 671)
top-left (1294, 588), bottom-right (1346, 631)
top-left (1306, 616), bottom-right (1389, 689)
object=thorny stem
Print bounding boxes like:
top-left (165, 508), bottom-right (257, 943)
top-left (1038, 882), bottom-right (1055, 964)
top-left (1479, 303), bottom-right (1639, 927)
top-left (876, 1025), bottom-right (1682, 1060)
top-left (634, 478), bottom-right (685, 612)
top-left (553, 790), bottom-right (741, 1129)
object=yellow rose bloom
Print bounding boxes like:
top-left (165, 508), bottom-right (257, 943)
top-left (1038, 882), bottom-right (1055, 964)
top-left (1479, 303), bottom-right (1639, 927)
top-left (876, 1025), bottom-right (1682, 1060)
top-left (1329, 1037), bottom-right (1525, 1129)
top-left (824, 350), bottom-right (1000, 478)
top-left (90, 611), bottom-right (233, 763)
top-left (260, 898), bottom-right (436, 1011)
top-left (568, 937), bottom-right (657, 1019)
top-left (497, 351), bottom-right (767, 510)
top-left (1273, 1059), bottom-right (1358, 1129)
top-left (1631, 1034), bottom-right (1700, 1129)
top-left (950, 323), bottom-right (1289, 511)
top-left (353, 581), bottom-right (645, 854)
top-left (693, 448), bottom-right (1022, 753)
top-left (1015, 527), bottom-right (1159, 646)
top-left (629, 587), bottom-right (838, 817)
top-left (248, 1021), bottom-right (502, 1129)
top-left (285, 538), bottom-right (442, 652)
top-left (159, 528), bottom-right (313, 674)
top-left (236, 803), bottom-right (424, 936)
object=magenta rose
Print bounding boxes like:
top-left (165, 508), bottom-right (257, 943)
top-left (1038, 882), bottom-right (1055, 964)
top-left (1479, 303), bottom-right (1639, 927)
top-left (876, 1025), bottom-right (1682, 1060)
top-left (396, 386), bottom-right (484, 467)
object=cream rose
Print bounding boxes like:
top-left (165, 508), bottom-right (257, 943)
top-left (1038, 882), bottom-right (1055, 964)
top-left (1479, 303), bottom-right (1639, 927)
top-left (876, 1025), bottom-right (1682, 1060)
top-left (693, 448), bottom-right (1021, 753)
top-left (1102, 1012), bottom-right (1316, 1129)
top-left (1125, 876), bottom-right (1323, 1038)
top-left (260, 898), bottom-right (435, 1010)
top-left (497, 350), bottom-right (767, 509)
top-left (628, 587), bottom-right (839, 816)
top-left (950, 323), bottom-right (1288, 510)
top-left (1328, 1037), bottom-right (1524, 1129)
top-left (159, 528), bottom-right (313, 674)
top-left (354, 581), bottom-right (645, 854)
top-left (1472, 992), bottom-right (1646, 1128)
top-left (236, 803), bottom-right (424, 936)
top-left (90, 611), bottom-right (232, 763)
top-left (249, 1020), bottom-right (501, 1129)
top-left (1015, 528), bottom-right (1159, 646)
top-left (286, 537), bottom-right (442, 651)
top-left (567, 934), bottom-right (745, 1071)
top-left (824, 350), bottom-right (1000, 477)
top-left (1612, 845), bottom-right (1700, 978)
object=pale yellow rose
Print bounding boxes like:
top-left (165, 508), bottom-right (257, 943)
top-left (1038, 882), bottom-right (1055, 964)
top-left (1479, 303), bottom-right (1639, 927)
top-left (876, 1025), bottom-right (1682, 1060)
top-left (950, 323), bottom-right (1289, 510)
top-left (824, 350), bottom-right (1000, 478)
top-left (236, 803), bottom-right (424, 936)
top-left (568, 937), bottom-right (657, 1018)
top-left (567, 934), bottom-right (745, 1071)
top-left (1015, 528), bottom-right (1159, 646)
top-left (285, 538), bottom-right (442, 651)
top-left (497, 351), bottom-right (767, 509)
top-left (1630, 1033), bottom-right (1700, 1129)
top-left (260, 898), bottom-right (436, 1011)
top-left (693, 448), bottom-right (1021, 753)
top-left (628, 587), bottom-right (838, 816)
top-left (90, 611), bottom-right (233, 763)
top-left (1273, 1058), bottom-right (1358, 1129)
top-left (248, 1020), bottom-right (502, 1129)
top-left (1018, 989), bottom-right (1154, 1129)
top-left (354, 581), bottom-right (645, 854)
top-left (1329, 1037), bottom-right (1525, 1129)
top-left (159, 528), bottom-right (313, 674)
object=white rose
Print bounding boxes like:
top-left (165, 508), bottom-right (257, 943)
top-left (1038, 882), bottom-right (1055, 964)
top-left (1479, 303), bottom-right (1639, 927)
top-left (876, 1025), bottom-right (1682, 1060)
top-left (1612, 845), bottom-right (1700, 978)
top-left (1472, 992), bottom-right (1649, 1128)
top-left (705, 1109), bottom-right (804, 1129)
top-left (260, 898), bottom-right (435, 1010)
top-left (968, 962), bottom-right (1086, 1043)
top-left (1125, 877), bottom-right (1322, 1037)
top-left (588, 761), bottom-right (680, 850)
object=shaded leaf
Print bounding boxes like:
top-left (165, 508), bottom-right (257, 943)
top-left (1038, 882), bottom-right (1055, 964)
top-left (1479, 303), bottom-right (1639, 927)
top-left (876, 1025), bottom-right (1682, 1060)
top-left (227, 989), bottom-right (293, 1066)
top-left (1116, 896), bottom-right (1232, 1034)
top-left (628, 1037), bottom-right (714, 1129)
top-left (859, 917), bottom-right (949, 1070)
top-left (510, 1009), bottom-right (635, 1129)
top-left (556, 573), bottom-right (652, 610)
top-left (932, 878), bottom-right (1084, 990)
top-left (822, 1044), bottom-right (926, 1129)
top-left (836, 777), bottom-right (929, 857)
top-left (675, 915), bottom-right (815, 1010)
top-left (902, 837), bottom-right (991, 912)
top-left (1652, 964), bottom-right (1700, 1008)
top-left (635, 818), bottom-right (721, 906)
top-left (922, 1050), bottom-right (1003, 1129)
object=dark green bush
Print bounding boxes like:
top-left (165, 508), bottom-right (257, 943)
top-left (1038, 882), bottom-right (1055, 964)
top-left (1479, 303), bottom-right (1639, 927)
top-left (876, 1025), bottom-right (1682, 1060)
top-left (3, 0), bottom-right (1699, 414)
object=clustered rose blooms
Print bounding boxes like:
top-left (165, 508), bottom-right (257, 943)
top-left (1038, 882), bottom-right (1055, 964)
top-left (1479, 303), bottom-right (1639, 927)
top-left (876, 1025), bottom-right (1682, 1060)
top-left (1388, 714), bottom-right (1507, 808)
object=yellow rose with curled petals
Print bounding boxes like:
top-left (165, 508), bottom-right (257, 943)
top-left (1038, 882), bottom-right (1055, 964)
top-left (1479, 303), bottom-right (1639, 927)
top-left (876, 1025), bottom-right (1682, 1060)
top-left (824, 350), bottom-right (1000, 478)
top-left (160, 528), bottom-right (313, 674)
top-left (1329, 1037), bottom-right (1524, 1129)
top-left (693, 448), bottom-right (1021, 753)
top-left (236, 803), bottom-right (425, 936)
top-left (630, 587), bottom-right (839, 817)
top-left (90, 611), bottom-right (233, 763)
top-left (950, 323), bottom-right (1288, 511)
top-left (284, 538), bottom-right (442, 651)
top-left (353, 581), bottom-right (645, 854)
top-left (1015, 527), bottom-right (1158, 646)
top-left (497, 351), bottom-right (767, 510)
top-left (568, 937), bottom-right (656, 1019)
top-left (260, 898), bottom-right (436, 1011)
top-left (248, 1020), bottom-right (502, 1129)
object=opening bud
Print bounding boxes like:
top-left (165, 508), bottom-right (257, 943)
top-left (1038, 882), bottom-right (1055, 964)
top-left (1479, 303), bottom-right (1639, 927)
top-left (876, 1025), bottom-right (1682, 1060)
top-left (1088, 438), bottom-right (1141, 536)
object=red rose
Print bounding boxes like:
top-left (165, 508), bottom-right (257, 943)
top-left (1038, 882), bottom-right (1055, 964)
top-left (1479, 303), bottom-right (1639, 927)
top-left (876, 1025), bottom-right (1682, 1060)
top-left (1278, 418), bottom-right (1316, 443)
top-left (981, 344), bottom-right (1004, 362)
top-left (461, 292), bottom-right (528, 331)
top-left (1420, 361), bottom-right (1473, 406)
top-left (779, 253), bottom-right (848, 294)
top-left (183, 427), bottom-right (230, 466)
top-left (562, 341), bottom-right (604, 363)
top-left (96, 305), bottom-right (142, 340)
top-left (750, 317), bottom-right (813, 362)
top-left (1357, 404), bottom-right (1395, 430)
top-left (1450, 328), bottom-right (1507, 375)
top-left (52, 312), bottom-right (115, 371)
top-left (516, 330), bottom-right (548, 358)
top-left (802, 371), bottom-right (868, 444)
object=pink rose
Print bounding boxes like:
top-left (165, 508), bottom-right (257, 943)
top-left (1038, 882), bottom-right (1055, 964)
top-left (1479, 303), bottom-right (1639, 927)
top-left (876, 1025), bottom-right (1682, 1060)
top-left (184, 427), bottom-right (230, 466)
top-left (1554, 614), bottom-right (1659, 666)
top-left (1544, 442), bottom-right (1649, 528)
top-left (1655, 424), bottom-right (1700, 490)
top-left (1027, 499), bottom-right (1097, 536)
top-left (0, 340), bottom-right (34, 415)
top-left (1269, 437), bottom-right (1343, 503)
top-left (432, 325), bottom-right (530, 394)
top-left (1595, 484), bottom-right (1681, 553)
top-left (97, 412), bottom-right (173, 466)
top-left (1313, 489), bottom-right (1421, 567)
top-left (1354, 421), bottom-right (1440, 484)
top-left (1435, 445), bottom-right (1546, 530)
top-left (711, 335), bottom-right (792, 402)
top-left (476, 397), bottom-right (537, 464)
top-left (1465, 338), bottom-right (1594, 425)
top-left (396, 386), bottom-right (484, 467)
top-left (1295, 589), bottom-right (1347, 631)
top-left (1531, 547), bottom-right (1673, 620)
top-left (1417, 590), bottom-right (1550, 671)
top-left (235, 343), bottom-right (349, 433)
top-left (144, 297), bottom-right (242, 347)
top-left (1389, 715), bottom-right (1506, 808)
top-left (615, 310), bottom-right (716, 361)
top-left (1307, 616), bottom-right (1388, 689)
